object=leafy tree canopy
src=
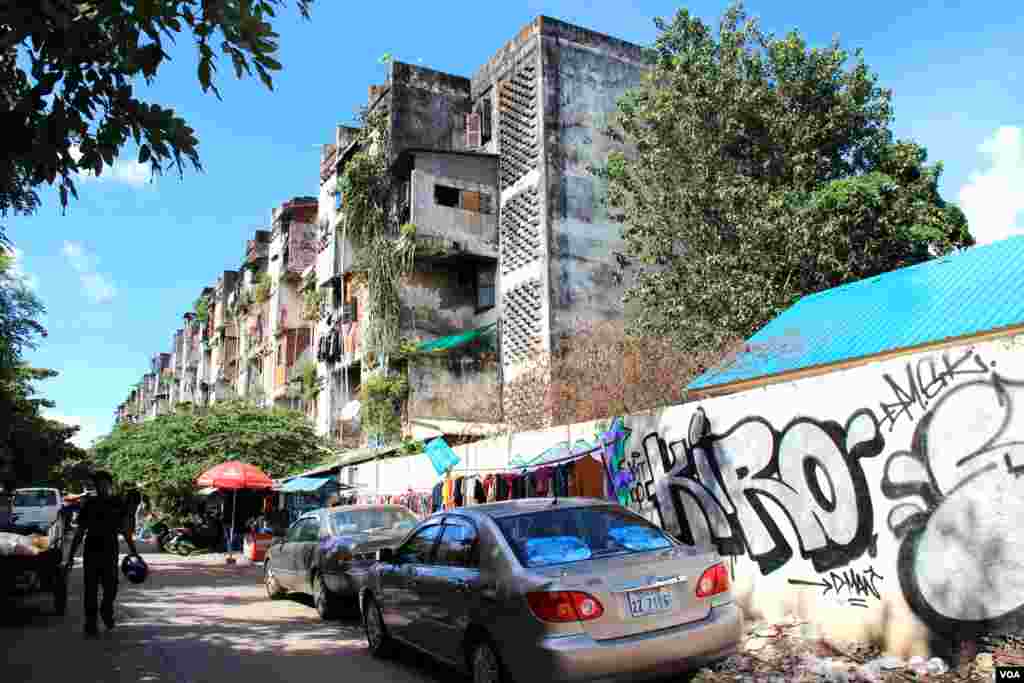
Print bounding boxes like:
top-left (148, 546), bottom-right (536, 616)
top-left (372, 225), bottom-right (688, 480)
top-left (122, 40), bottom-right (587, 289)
top-left (602, 2), bottom-right (973, 350)
top-left (0, 249), bottom-right (83, 489)
top-left (0, 0), bottom-right (314, 228)
top-left (83, 399), bottom-right (333, 507)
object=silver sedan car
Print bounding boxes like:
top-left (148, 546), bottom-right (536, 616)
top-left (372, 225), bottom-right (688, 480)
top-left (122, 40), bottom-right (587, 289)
top-left (360, 498), bottom-right (742, 683)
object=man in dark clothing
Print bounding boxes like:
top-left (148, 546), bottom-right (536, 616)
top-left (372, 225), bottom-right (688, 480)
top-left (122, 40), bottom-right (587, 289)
top-left (65, 471), bottom-right (139, 636)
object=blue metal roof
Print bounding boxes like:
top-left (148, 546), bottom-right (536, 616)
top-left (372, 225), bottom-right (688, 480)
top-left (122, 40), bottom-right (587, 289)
top-left (279, 476), bottom-right (334, 493)
top-left (689, 236), bottom-right (1024, 390)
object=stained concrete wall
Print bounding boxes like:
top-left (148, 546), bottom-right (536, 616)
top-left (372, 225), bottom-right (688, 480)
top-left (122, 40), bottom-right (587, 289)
top-left (410, 151), bottom-right (499, 258)
top-left (390, 62), bottom-right (472, 162)
top-left (540, 20), bottom-right (646, 343)
top-left (348, 332), bottom-right (1024, 657)
top-left (399, 267), bottom-right (479, 338)
top-left (408, 354), bottom-right (500, 423)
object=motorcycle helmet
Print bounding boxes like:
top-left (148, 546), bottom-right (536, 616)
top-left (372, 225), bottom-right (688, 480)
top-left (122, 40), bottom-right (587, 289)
top-left (121, 554), bottom-right (148, 584)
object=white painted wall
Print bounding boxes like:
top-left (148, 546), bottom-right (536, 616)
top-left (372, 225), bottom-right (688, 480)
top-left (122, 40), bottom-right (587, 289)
top-left (350, 333), bottom-right (1024, 656)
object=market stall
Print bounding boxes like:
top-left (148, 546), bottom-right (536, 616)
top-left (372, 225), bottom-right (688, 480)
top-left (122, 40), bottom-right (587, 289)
top-left (195, 460), bottom-right (274, 565)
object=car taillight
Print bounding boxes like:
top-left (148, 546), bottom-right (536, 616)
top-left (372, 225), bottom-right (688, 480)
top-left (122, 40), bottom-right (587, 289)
top-left (526, 591), bottom-right (604, 623)
top-left (695, 563), bottom-right (730, 598)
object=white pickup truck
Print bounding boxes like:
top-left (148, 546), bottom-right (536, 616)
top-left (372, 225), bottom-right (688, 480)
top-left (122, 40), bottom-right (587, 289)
top-left (11, 488), bottom-right (64, 532)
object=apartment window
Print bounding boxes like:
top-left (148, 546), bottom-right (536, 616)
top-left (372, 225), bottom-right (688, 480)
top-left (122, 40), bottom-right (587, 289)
top-left (477, 266), bottom-right (496, 311)
top-left (435, 184), bottom-right (461, 208)
top-left (480, 94), bottom-right (492, 145)
top-left (434, 184), bottom-right (492, 215)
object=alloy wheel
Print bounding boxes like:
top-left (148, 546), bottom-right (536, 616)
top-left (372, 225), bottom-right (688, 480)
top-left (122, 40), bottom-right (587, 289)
top-left (264, 563), bottom-right (281, 598)
top-left (473, 642), bottom-right (501, 683)
top-left (365, 600), bottom-right (383, 650)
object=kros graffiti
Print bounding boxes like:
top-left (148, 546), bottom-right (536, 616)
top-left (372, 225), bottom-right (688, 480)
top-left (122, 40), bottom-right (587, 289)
top-left (882, 373), bottom-right (1024, 634)
top-left (645, 407), bottom-right (886, 576)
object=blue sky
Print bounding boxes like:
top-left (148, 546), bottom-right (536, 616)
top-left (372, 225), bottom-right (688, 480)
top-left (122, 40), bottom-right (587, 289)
top-left (5, 0), bottom-right (1023, 448)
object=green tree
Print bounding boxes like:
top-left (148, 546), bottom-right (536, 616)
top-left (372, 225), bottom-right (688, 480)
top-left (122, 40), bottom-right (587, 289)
top-left (602, 2), bottom-right (973, 350)
top-left (84, 399), bottom-right (332, 509)
top-left (0, 249), bottom-right (83, 487)
top-left (0, 0), bottom-right (314, 228)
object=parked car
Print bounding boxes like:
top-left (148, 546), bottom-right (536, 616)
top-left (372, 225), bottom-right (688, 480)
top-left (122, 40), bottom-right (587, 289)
top-left (264, 504), bottom-right (418, 619)
top-left (11, 488), bottom-right (63, 533)
top-left (360, 498), bottom-right (742, 683)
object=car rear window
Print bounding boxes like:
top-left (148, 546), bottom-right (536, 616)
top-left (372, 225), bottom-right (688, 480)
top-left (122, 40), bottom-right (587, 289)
top-left (14, 491), bottom-right (57, 507)
top-left (330, 509), bottom-right (417, 535)
top-left (495, 505), bottom-right (675, 568)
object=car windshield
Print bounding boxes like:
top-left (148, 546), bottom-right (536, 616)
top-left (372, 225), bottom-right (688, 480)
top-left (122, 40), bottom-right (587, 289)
top-left (14, 491), bottom-right (57, 507)
top-left (496, 505), bottom-right (675, 568)
top-left (330, 509), bottom-right (417, 535)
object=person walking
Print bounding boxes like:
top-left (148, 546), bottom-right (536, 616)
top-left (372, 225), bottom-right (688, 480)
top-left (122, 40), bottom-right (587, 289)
top-left (65, 471), bottom-right (140, 636)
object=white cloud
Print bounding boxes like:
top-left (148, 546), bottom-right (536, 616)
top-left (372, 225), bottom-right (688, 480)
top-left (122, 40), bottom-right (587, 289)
top-left (1, 246), bottom-right (39, 291)
top-left (958, 126), bottom-right (1024, 246)
top-left (61, 241), bottom-right (118, 303)
top-left (43, 412), bottom-right (105, 449)
top-left (69, 144), bottom-right (151, 187)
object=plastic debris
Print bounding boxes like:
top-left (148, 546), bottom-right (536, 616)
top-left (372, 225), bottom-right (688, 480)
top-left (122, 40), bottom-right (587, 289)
top-left (907, 655), bottom-right (928, 675)
top-left (976, 652), bottom-right (995, 671)
top-left (926, 656), bottom-right (949, 675)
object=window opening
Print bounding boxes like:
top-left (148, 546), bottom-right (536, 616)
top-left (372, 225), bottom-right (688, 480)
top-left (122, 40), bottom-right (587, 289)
top-left (434, 184), bottom-right (460, 208)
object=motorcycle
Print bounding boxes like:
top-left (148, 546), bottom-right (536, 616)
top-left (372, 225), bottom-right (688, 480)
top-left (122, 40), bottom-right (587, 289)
top-left (164, 516), bottom-right (224, 556)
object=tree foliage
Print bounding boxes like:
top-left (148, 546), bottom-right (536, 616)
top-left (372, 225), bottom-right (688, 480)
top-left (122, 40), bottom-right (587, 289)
top-left (503, 320), bottom-right (746, 432)
top-left (0, 0), bottom-right (314, 226)
top-left (0, 248), bottom-right (83, 489)
top-left (83, 399), bottom-right (332, 505)
top-left (601, 2), bottom-right (973, 351)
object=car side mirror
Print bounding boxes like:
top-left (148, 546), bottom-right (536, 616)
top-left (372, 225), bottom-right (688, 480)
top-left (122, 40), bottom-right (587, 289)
top-left (377, 547), bottom-right (394, 563)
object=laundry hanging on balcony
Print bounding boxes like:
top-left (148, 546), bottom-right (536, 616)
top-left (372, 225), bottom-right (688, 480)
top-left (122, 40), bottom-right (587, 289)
top-left (415, 322), bottom-right (496, 353)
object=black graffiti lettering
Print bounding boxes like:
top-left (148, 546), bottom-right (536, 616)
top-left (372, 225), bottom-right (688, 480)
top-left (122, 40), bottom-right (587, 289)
top-left (654, 410), bottom-right (885, 576)
top-left (916, 357), bottom-right (949, 400)
top-left (1006, 453), bottom-right (1024, 478)
top-left (879, 350), bottom-right (991, 430)
top-left (788, 566), bottom-right (883, 602)
top-left (880, 367), bottom-right (922, 431)
top-left (942, 347), bottom-right (989, 380)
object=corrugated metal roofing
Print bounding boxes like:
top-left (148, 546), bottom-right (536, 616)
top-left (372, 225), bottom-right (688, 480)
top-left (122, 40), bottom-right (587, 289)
top-left (689, 236), bottom-right (1024, 390)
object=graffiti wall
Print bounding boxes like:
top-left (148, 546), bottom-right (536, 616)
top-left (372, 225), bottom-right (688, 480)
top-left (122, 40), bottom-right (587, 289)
top-left (352, 333), bottom-right (1024, 655)
top-left (605, 335), bottom-right (1024, 654)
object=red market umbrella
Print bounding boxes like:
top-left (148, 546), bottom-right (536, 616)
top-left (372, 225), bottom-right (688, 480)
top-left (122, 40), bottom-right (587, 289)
top-left (195, 461), bottom-right (273, 560)
top-left (195, 461), bottom-right (273, 491)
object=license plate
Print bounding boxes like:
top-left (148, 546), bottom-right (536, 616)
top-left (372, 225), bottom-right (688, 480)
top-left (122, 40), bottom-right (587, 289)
top-left (627, 587), bottom-right (674, 617)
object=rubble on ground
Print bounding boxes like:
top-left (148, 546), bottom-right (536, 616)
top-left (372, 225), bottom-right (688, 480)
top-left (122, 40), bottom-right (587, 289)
top-left (691, 617), bottom-right (1024, 682)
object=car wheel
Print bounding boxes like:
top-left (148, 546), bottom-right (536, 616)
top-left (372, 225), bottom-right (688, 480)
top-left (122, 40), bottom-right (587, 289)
top-left (363, 594), bottom-right (393, 658)
top-left (264, 561), bottom-right (285, 599)
top-left (471, 640), bottom-right (506, 683)
top-left (314, 573), bottom-right (337, 620)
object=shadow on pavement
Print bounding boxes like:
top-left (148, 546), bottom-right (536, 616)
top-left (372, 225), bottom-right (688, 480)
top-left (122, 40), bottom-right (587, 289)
top-left (2, 548), bottom-right (458, 683)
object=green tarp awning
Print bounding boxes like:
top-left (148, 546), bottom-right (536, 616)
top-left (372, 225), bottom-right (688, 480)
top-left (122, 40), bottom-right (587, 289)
top-left (415, 323), bottom-right (496, 353)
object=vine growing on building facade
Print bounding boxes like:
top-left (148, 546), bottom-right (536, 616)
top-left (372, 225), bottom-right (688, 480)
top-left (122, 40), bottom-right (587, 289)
top-left (336, 106), bottom-right (416, 366)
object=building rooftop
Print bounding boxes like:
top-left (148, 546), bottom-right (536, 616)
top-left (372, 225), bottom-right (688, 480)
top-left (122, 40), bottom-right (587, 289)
top-left (689, 236), bottom-right (1024, 391)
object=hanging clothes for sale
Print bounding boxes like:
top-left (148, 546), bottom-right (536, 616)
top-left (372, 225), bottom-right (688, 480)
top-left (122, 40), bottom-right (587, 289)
top-left (571, 454), bottom-right (606, 499)
top-left (484, 475), bottom-right (497, 503)
top-left (453, 477), bottom-right (465, 507)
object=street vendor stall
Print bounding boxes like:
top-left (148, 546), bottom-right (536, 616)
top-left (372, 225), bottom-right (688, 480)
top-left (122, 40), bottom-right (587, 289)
top-left (195, 460), bottom-right (273, 565)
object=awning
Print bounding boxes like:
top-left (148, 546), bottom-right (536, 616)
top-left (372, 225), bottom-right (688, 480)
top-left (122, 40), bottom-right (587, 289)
top-left (279, 477), bottom-right (334, 494)
top-left (415, 323), bottom-right (496, 353)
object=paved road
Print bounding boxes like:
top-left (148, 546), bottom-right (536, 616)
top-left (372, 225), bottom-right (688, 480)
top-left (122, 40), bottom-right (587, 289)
top-left (1, 543), bottom-right (452, 683)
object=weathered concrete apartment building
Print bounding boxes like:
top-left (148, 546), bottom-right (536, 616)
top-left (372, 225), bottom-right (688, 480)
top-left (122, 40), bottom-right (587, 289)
top-left (114, 16), bottom-right (647, 450)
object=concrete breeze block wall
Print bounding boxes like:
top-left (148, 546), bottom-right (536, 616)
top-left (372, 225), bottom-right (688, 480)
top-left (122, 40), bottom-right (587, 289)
top-left (355, 332), bottom-right (1024, 656)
